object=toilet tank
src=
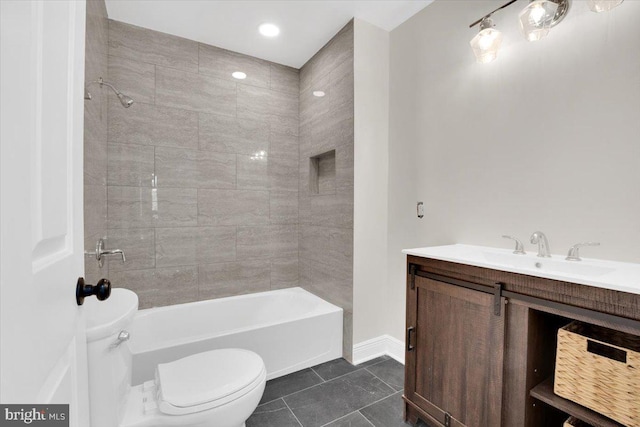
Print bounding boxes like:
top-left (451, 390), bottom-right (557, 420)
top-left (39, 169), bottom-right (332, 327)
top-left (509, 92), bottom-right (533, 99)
top-left (84, 288), bottom-right (139, 427)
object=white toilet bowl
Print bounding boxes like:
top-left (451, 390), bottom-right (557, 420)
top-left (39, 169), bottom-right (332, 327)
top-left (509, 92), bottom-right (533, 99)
top-left (84, 289), bottom-right (266, 427)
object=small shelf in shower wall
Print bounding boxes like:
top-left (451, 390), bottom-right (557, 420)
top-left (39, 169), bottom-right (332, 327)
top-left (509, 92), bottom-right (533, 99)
top-left (309, 150), bottom-right (336, 195)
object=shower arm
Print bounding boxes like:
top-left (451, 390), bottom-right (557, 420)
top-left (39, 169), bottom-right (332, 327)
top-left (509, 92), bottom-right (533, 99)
top-left (85, 77), bottom-right (121, 99)
top-left (84, 77), bottom-right (134, 107)
top-left (95, 77), bottom-right (120, 94)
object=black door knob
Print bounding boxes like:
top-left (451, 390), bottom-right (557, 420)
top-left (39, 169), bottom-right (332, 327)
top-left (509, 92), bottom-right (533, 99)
top-left (76, 277), bottom-right (111, 306)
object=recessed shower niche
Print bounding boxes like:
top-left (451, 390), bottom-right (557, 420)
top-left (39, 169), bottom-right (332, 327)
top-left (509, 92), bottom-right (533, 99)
top-left (309, 150), bottom-right (336, 195)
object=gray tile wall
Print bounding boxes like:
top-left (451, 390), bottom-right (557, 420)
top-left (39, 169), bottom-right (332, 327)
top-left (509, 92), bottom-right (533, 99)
top-left (84, 0), bottom-right (109, 284)
top-left (90, 16), bottom-right (354, 359)
top-left (299, 21), bottom-right (355, 360)
top-left (105, 20), bottom-right (300, 309)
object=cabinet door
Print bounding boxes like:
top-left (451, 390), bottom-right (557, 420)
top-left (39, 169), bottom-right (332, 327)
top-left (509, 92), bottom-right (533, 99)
top-left (405, 275), bottom-right (506, 427)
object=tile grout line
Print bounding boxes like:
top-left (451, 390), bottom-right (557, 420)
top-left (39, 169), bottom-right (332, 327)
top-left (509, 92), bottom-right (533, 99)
top-left (309, 367), bottom-right (327, 383)
top-left (259, 380), bottom-right (324, 408)
top-left (260, 359), bottom-right (391, 408)
top-left (281, 398), bottom-right (304, 427)
top-left (357, 390), bottom-right (404, 421)
top-left (364, 368), bottom-right (399, 393)
top-left (309, 366), bottom-right (365, 383)
top-left (363, 366), bottom-right (401, 393)
top-left (357, 411), bottom-right (377, 427)
top-left (309, 357), bottom-right (390, 383)
top-left (357, 356), bottom-right (392, 368)
top-left (318, 410), bottom-right (367, 427)
top-left (259, 363), bottom-right (401, 421)
top-left (153, 64), bottom-right (157, 105)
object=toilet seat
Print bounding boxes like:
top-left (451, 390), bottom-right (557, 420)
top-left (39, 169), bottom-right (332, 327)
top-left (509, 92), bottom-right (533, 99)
top-left (155, 348), bottom-right (266, 416)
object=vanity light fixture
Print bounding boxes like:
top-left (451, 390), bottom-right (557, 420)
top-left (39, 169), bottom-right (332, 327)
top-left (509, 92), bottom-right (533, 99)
top-left (312, 90), bottom-right (326, 97)
top-left (468, 0), bottom-right (517, 64)
top-left (469, 17), bottom-right (503, 64)
top-left (587, 0), bottom-right (624, 12)
top-left (232, 71), bottom-right (247, 80)
top-left (467, 0), bottom-right (621, 64)
top-left (518, 0), bottom-right (569, 42)
top-left (259, 23), bottom-right (280, 37)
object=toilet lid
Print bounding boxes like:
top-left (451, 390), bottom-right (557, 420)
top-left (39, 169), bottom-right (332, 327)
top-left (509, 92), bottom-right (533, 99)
top-left (156, 348), bottom-right (265, 415)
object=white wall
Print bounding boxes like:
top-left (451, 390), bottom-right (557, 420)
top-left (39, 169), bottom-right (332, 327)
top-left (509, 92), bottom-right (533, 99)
top-left (353, 19), bottom-right (391, 345)
top-left (387, 0), bottom-right (640, 341)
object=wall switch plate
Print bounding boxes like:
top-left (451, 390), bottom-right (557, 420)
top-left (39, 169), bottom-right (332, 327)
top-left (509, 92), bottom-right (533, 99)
top-left (417, 202), bottom-right (424, 218)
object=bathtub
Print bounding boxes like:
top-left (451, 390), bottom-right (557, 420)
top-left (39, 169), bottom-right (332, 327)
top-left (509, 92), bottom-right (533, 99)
top-left (129, 287), bottom-right (343, 384)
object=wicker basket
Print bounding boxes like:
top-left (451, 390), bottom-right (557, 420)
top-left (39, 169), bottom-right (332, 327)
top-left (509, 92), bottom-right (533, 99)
top-left (555, 321), bottom-right (640, 427)
top-left (564, 416), bottom-right (593, 427)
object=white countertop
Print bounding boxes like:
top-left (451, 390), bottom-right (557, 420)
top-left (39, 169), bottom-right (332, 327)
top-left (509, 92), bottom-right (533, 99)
top-left (403, 244), bottom-right (640, 296)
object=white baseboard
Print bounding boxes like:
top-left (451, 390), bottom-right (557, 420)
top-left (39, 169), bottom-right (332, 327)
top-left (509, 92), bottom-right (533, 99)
top-left (352, 335), bottom-right (405, 365)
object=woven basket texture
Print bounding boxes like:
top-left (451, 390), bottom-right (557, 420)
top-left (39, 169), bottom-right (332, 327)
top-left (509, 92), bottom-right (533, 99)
top-left (563, 416), bottom-right (593, 427)
top-left (555, 322), bottom-right (640, 427)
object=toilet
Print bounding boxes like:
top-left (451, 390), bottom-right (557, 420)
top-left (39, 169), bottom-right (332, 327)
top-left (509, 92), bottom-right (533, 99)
top-left (84, 289), bottom-right (266, 427)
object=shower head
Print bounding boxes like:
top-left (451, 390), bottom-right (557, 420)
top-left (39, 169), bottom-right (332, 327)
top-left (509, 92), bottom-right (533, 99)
top-left (116, 92), bottom-right (134, 108)
top-left (85, 77), bottom-right (134, 108)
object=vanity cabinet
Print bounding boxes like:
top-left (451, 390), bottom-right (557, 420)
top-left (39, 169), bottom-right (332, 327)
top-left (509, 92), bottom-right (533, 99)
top-left (403, 254), bottom-right (640, 427)
top-left (404, 274), bottom-right (506, 427)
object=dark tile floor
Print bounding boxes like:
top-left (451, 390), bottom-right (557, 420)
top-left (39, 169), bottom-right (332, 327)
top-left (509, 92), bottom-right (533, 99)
top-left (247, 356), bottom-right (416, 427)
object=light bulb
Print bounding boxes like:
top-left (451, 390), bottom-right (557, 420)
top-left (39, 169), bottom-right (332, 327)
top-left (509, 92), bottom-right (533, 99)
top-left (529, 4), bottom-right (546, 23)
top-left (518, 0), bottom-right (559, 42)
top-left (588, 0), bottom-right (624, 12)
top-left (470, 18), bottom-right (503, 64)
top-left (478, 33), bottom-right (495, 50)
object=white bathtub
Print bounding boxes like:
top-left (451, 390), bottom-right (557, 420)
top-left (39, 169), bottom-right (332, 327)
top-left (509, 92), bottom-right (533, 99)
top-left (129, 287), bottom-right (343, 384)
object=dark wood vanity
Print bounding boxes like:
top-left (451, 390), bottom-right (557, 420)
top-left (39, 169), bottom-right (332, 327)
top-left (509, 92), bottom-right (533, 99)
top-left (403, 254), bottom-right (640, 427)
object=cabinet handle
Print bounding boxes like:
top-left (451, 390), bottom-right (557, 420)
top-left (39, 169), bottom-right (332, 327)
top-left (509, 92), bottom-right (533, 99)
top-left (407, 326), bottom-right (415, 351)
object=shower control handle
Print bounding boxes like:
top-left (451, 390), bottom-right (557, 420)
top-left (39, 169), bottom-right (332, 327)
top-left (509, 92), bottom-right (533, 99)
top-left (85, 238), bottom-right (126, 268)
top-left (76, 277), bottom-right (111, 306)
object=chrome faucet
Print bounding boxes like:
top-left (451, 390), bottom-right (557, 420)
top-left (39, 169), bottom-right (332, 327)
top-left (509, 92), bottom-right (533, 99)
top-left (502, 235), bottom-right (526, 254)
top-left (85, 238), bottom-right (126, 267)
top-left (566, 242), bottom-right (600, 261)
top-left (530, 231), bottom-right (551, 257)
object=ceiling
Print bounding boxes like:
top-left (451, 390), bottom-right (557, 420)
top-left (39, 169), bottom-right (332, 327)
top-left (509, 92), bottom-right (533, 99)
top-left (105, 1), bottom-right (433, 69)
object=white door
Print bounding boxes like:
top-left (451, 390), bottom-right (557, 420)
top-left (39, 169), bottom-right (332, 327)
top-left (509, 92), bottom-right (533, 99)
top-left (0, 1), bottom-right (90, 426)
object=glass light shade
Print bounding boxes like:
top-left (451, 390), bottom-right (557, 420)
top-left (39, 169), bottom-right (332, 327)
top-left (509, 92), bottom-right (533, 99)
top-left (588, 0), bottom-right (624, 12)
top-left (470, 27), bottom-right (503, 64)
top-left (518, 0), bottom-right (559, 41)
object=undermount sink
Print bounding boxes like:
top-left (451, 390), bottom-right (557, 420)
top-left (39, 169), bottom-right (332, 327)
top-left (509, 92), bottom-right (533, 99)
top-left (481, 251), bottom-right (615, 278)
top-left (402, 244), bottom-right (640, 296)
top-left (83, 288), bottom-right (138, 342)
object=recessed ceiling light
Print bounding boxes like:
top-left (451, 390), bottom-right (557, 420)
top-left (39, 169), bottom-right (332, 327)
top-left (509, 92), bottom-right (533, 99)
top-left (313, 91), bottom-right (325, 97)
top-left (232, 71), bottom-right (247, 80)
top-left (259, 23), bottom-right (280, 37)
